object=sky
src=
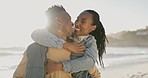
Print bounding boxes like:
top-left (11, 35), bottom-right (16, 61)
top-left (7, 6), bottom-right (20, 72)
top-left (0, 0), bottom-right (148, 47)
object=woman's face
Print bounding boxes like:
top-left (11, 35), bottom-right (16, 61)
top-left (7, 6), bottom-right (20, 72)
top-left (74, 12), bottom-right (96, 36)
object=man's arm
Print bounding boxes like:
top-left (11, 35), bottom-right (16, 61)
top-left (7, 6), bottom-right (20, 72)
top-left (13, 51), bottom-right (28, 78)
top-left (89, 66), bottom-right (101, 78)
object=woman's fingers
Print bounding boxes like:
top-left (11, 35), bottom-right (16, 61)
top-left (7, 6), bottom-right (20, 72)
top-left (47, 59), bottom-right (56, 63)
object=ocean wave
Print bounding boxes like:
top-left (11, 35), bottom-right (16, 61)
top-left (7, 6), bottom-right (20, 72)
top-left (0, 65), bottom-right (17, 71)
top-left (0, 52), bottom-right (22, 57)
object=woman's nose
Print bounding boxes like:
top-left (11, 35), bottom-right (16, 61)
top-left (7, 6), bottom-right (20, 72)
top-left (75, 19), bottom-right (79, 25)
top-left (75, 23), bottom-right (80, 28)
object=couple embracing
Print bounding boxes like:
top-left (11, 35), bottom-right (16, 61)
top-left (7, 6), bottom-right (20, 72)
top-left (13, 5), bottom-right (107, 78)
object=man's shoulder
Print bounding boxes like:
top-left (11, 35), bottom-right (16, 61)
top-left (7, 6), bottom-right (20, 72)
top-left (27, 42), bottom-right (42, 48)
top-left (26, 42), bottom-right (48, 52)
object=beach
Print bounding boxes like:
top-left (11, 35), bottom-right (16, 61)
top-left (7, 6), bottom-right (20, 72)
top-left (1, 62), bottom-right (148, 78)
top-left (101, 60), bottom-right (148, 78)
top-left (0, 47), bottom-right (148, 78)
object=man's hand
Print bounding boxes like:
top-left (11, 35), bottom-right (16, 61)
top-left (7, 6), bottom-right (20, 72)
top-left (63, 42), bottom-right (85, 53)
top-left (46, 59), bottom-right (63, 74)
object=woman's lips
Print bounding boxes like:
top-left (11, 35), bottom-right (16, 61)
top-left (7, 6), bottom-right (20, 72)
top-left (75, 28), bottom-right (80, 31)
top-left (72, 27), bottom-right (80, 31)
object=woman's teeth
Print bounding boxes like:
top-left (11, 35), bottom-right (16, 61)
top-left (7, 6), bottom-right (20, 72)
top-left (75, 28), bottom-right (80, 31)
top-left (72, 27), bottom-right (80, 31)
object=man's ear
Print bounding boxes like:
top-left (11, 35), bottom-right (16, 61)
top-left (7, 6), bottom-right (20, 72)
top-left (55, 17), bottom-right (61, 24)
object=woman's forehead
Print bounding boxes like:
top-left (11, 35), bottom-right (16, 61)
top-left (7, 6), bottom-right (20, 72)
top-left (78, 12), bottom-right (92, 18)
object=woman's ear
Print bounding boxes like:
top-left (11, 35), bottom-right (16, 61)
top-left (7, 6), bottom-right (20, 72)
top-left (92, 25), bottom-right (96, 31)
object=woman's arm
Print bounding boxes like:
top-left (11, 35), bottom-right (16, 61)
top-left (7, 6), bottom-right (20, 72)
top-left (31, 29), bottom-right (85, 53)
top-left (47, 36), bottom-right (98, 73)
top-left (31, 28), bottom-right (65, 48)
top-left (62, 36), bottom-right (98, 73)
top-left (32, 29), bottom-right (98, 73)
top-left (31, 29), bottom-right (84, 53)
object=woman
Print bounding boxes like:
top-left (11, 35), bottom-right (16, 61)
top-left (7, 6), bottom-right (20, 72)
top-left (32, 10), bottom-right (107, 78)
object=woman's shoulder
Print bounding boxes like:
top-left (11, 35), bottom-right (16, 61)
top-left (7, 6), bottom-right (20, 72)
top-left (88, 35), bottom-right (96, 41)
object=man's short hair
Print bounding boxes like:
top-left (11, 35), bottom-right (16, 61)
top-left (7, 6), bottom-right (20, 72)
top-left (46, 5), bottom-right (66, 20)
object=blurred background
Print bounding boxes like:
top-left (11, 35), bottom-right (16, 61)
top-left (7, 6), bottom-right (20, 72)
top-left (0, 0), bottom-right (148, 78)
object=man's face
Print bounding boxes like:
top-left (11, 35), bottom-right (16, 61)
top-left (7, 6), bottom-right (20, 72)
top-left (59, 12), bottom-right (74, 37)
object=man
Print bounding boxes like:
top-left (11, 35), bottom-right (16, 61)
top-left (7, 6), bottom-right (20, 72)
top-left (31, 9), bottom-right (102, 78)
top-left (13, 5), bottom-right (80, 78)
top-left (13, 5), bottom-right (96, 78)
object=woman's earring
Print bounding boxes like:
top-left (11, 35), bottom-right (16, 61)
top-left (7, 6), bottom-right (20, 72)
top-left (92, 29), bottom-right (95, 31)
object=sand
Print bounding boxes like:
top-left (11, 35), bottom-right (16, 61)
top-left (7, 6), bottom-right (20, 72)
top-left (100, 62), bottom-right (148, 78)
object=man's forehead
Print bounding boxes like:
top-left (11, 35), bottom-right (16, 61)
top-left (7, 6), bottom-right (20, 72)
top-left (61, 11), bottom-right (70, 17)
top-left (59, 12), bottom-right (71, 21)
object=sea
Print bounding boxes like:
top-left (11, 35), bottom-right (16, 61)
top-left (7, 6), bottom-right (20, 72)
top-left (0, 47), bottom-right (148, 78)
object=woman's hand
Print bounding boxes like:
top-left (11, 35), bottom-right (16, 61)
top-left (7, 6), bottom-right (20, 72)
top-left (63, 42), bottom-right (85, 53)
top-left (46, 59), bottom-right (63, 74)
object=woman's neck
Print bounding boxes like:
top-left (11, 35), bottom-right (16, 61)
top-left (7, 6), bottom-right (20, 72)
top-left (79, 35), bottom-right (89, 41)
